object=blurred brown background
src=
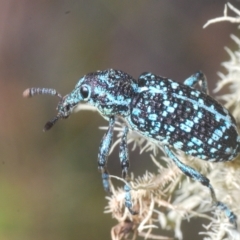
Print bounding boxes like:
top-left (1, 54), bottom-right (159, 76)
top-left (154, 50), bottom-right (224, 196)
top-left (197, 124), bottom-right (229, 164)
top-left (0, 1), bottom-right (240, 239)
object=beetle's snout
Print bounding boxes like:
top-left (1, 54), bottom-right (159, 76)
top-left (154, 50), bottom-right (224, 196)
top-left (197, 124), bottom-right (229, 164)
top-left (56, 98), bottom-right (73, 119)
top-left (43, 97), bottom-right (72, 131)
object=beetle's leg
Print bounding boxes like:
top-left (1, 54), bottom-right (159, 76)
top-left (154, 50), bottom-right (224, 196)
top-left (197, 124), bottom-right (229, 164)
top-left (98, 116), bottom-right (115, 193)
top-left (119, 126), bottom-right (130, 179)
top-left (164, 145), bottom-right (237, 227)
top-left (183, 71), bottom-right (208, 94)
top-left (119, 126), bottom-right (136, 214)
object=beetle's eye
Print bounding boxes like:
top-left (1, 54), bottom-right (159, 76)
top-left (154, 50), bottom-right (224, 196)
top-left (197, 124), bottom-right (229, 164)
top-left (80, 85), bottom-right (90, 100)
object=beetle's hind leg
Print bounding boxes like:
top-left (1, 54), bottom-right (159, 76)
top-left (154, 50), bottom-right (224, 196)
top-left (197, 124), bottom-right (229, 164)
top-left (164, 145), bottom-right (237, 227)
top-left (184, 71), bottom-right (208, 94)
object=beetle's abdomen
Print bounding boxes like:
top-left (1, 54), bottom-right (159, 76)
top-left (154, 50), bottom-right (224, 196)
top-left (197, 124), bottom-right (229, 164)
top-left (128, 77), bottom-right (240, 161)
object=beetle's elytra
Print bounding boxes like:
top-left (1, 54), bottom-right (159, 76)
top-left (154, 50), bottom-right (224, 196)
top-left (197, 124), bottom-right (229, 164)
top-left (23, 69), bottom-right (239, 227)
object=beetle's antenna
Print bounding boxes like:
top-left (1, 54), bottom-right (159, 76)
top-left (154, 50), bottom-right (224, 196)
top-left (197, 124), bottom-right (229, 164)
top-left (43, 115), bottom-right (61, 132)
top-left (23, 88), bottom-right (64, 131)
top-left (23, 88), bottom-right (62, 99)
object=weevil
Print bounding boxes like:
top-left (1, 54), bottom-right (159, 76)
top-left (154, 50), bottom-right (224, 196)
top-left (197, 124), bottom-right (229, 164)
top-left (23, 69), bottom-right (239, 227)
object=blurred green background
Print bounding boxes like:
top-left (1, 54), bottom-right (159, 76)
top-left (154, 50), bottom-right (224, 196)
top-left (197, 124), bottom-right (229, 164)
top-left (0, 1), bottom-right (240, 239)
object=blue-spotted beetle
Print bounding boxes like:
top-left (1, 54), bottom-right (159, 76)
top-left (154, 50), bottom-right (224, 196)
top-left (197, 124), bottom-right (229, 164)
top-left (23, 69), bottom-right (239, 227)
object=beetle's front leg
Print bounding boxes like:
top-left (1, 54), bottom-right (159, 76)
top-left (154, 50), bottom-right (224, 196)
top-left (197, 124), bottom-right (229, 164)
top-left (119, 126), bottom-right (137, 214)
top-left (98, 116), bottom-right (115, 193)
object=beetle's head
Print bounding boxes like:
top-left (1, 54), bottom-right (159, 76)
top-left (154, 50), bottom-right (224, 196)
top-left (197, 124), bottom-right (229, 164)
top-left (23, 69), bottom-right (137, 130)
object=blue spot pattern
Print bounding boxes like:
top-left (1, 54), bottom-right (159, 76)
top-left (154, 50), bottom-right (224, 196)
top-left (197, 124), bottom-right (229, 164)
top-left (127, 72), bottom-right (239, 162)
